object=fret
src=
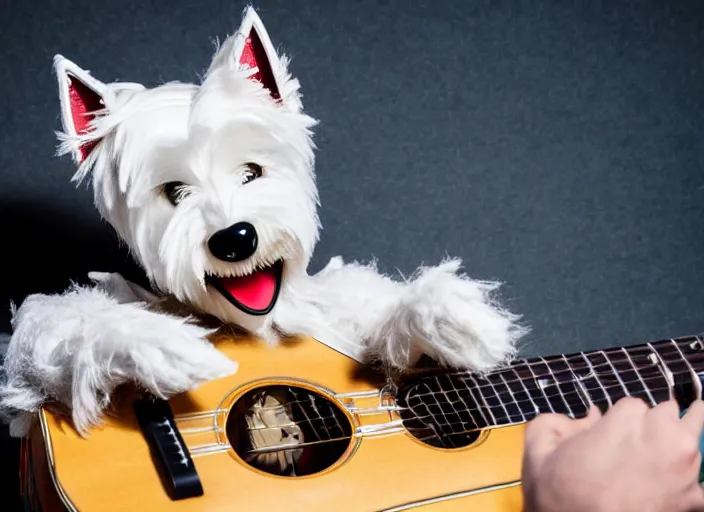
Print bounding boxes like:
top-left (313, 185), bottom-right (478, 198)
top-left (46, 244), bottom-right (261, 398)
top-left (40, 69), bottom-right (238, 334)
top-left (646, 342), bottom-right (674, 400)
top-left (560, 354), bottom-right (594, 410)
top-left (395, 333), bottom-right (704, 452)
top-left (501, 368), bottom-right (540, 420)
top-left (624, 345), bottom-right (674, 404)
top-left (618, 347), bottom-right (656, 405)
top-left (539, 356), bottom-right (590, 417)
top-left (500, 374), bottom-right (527, 422)
top-left (649, 340), bottom-right (699, 409)
top-left (599, 350), bottom-right (631, 399)
top-left (520, 361), bottom-right (558, 414)
top-left (670, 338), bottom-right (703, 400)
top-left (463, 375), bottom-right (496, 426)
top-left (586, 351), bottom-right (630, 403)
top-left (484, 372), bottom-right (525, 423)
top-left (599, 348), bottom-right (654, 406)
top-left (471, 375), bottom-right (510, 425)
top-left (577, 351), bottom-right (613, 410)
top-left (536, 357), bottom-right (573, 415)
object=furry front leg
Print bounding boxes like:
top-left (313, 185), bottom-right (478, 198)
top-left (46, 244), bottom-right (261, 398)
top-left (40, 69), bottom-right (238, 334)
top-left (368, 259), bottom-right (527, 371)
top-left (292, 258), bottom-right (527, 372)
top-left (0, 285), bottom-right (237, 437)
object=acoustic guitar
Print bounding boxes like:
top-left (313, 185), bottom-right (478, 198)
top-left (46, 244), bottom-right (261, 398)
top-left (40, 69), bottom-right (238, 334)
top-left (20, 331), bottom-right (704, 511)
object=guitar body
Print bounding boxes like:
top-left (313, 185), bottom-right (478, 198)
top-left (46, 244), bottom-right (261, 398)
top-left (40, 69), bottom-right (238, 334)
top-left (24, 335), bottom-right (526, 511)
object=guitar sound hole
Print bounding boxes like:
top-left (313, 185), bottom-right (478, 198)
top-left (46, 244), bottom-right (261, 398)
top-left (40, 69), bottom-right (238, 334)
top-left (398, 409), bottom-right (481, 449)
top-left (396, 377), bottom-right (483, 450)
top-left (226, 385), bottom-right (353, 477)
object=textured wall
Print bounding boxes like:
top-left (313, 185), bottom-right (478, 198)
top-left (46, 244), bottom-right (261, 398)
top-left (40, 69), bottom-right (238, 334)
top-left (1, 0), bottom-right (703, 506)
top-left (2, 0), bottom-right (703, 357)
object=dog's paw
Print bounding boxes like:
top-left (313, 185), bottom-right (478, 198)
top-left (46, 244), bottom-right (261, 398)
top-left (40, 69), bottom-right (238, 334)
top-left (69, 307), bottom-right (238, 434)
top-left (120, 314), bottom-right (239, 396)
top-left (2, 286), bottom-right (238, 436)
top-left (406, 258), bottom-right (527, 370)
top-left (369, 258), bottom-right (527, 372)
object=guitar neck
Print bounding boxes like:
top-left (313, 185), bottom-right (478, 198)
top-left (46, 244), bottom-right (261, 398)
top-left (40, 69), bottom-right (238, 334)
top-left (396, 334), bottom-right (704, 431)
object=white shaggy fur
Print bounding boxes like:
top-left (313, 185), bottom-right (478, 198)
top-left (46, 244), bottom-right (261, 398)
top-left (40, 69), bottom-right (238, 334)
top-left (0, 6), bottom-right (527, 437)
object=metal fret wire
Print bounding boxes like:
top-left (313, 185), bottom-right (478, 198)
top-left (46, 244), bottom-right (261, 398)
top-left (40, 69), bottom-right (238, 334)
top-left (181, 339), bottom-right (704, 430)
top-left (232, 339), bottom-right (703, 418)
top-left (400, 338), bottom-right (704, 439)
top-left (185, 378), bottom-right (699, 455)
top-left (407, 385), bottom-right (684, 444)
top-left (179, 338), bottom-right (704, 453)
top-left (207, 338), bottom-right (703, 417)
top-left (199, 365), bottom-right (702, 437)
top-left (671, 339), bottom-right (703, 398)
top-left (539, 356), bottom-right (572, 412)
top-left (440, 338), bottom-right (703, 402)
top-left (579, 351), bottom-right (613, 406)
top-left (598, 350), bottom-right (631, 397)
top-left (408, 378), bottom-right (676, 420)
top-left (620, 347), bottom-right (656, 405)
top-left (401, 373), bottom-right (699, 446)
top-left (177, 338), bottom-right (703, 424)
top-left (418, 366), bottom-right (692, 415)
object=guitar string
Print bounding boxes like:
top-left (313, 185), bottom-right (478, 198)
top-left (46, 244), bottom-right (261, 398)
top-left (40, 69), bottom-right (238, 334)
top-left (179, 345), bottom-right (704, 453)
top-left (175, 339), bottom-right (704, 454)
top-left (175, 359), bottom-right (702, 434)
top-left (438, 337), bottom-right (703, 383)
top-left (192, 373), bottom-right (692, 442)
top-left (180, 350), bottom-right (697, 423)
top-left (174, 338), bottom-right (703, 423)
top-left (183, 381), bottom-right (688, 457)
top-left (413, 343), bottom-right (704, 403)
top-left (392, 380), bottom-right (685, 445)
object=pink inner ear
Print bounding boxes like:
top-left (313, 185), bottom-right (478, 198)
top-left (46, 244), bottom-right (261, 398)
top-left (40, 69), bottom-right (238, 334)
top-left (239, 28), bottom-right (280, 101)
top-left (68, 75), bottom-right (104, 160)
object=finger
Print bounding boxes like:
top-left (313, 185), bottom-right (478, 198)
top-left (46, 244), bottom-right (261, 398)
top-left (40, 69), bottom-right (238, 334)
top-left (525, 410), bottom-right (600, 456)
top-left (524, 413), bottom-right (568, 443)
top-left (603, 396), bottom-right (650, 422)
top-left (648, 398), bottom-right (681, 421)
top-left (584, 404), bottom-right (603, 424)
top-left (524, 414), bottom-right (571, 455)
top-left (681, 399), bottom-right (704, 440)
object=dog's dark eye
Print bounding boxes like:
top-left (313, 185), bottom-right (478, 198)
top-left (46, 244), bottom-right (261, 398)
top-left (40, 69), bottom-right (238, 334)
top-left (163, 181), bottom-right (190, 206)
top-left (241, 163), bottom-right (263, 185)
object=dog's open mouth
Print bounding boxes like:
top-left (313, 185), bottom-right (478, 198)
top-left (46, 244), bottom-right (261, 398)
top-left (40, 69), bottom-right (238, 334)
top-left (206, 260), bottom-right (284, 316)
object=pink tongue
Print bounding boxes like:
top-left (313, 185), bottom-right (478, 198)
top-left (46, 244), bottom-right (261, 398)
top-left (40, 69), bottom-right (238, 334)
top-left (219, 268), bottom-right (277, 311)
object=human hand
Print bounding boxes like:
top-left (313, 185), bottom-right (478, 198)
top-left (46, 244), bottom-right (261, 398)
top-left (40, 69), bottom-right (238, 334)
top-left (521, 398), bottom-right (704, 512)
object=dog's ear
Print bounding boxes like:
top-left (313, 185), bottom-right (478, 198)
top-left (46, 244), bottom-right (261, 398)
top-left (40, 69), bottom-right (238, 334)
top-left (208, 7), bottom-right (293, 104)
top-left (54, 55), bottom-right (111, 163)
top-left (233, 6), bottom-right (282, 101)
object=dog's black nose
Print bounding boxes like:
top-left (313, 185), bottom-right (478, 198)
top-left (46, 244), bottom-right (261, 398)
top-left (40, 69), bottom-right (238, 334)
top-left (208, 222), bottom-right (258, 262)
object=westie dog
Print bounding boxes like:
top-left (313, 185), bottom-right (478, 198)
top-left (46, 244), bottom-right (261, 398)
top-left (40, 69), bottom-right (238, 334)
top-left (0, 7), bottom-right (527, 437)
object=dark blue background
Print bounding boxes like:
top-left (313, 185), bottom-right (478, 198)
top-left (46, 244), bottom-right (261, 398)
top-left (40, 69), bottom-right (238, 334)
top-left (1, 0), bottom-right (703, 506)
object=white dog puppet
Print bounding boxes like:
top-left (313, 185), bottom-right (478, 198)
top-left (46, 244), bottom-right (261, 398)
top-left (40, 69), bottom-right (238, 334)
top-left (0, 7), bottom-right (527, 438)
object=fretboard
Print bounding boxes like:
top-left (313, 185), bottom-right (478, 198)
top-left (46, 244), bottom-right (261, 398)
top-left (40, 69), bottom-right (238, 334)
top-left (395, 334), bottom-right (704, 447)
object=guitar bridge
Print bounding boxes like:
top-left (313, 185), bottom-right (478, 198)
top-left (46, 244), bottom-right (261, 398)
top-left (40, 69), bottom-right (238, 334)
top-left (133, 397), bottom-right (204, 501)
